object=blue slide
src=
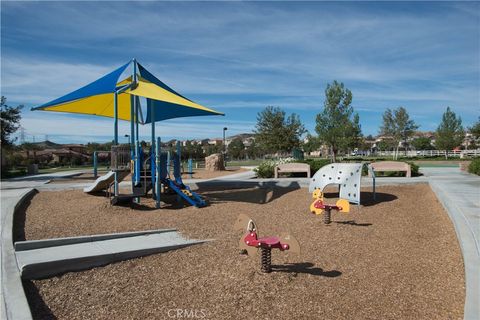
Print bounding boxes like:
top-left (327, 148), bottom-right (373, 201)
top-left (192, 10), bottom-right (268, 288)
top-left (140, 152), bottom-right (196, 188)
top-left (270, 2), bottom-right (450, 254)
top-left (161, 153), bottom-right (206, 208)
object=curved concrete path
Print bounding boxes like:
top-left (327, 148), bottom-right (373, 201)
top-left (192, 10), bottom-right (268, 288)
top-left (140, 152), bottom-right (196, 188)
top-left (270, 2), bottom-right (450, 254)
top-left (420, 167), bottom-right (479, 320)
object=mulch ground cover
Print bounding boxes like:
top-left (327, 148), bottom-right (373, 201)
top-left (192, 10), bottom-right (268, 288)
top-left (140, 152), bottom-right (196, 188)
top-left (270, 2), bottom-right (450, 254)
top-left (18, 184), bottom-right (464, 319)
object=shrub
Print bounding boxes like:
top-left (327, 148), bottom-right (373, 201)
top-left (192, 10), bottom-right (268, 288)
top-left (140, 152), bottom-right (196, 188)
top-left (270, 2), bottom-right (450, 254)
top-left (254, 158), bottom-right (295, 178)
top-left (300, 159), bottom-right (331, 175)
top-left (406, 161), bottom-right (419, 176)
top-left (468, 158), bottom-right (480, 175)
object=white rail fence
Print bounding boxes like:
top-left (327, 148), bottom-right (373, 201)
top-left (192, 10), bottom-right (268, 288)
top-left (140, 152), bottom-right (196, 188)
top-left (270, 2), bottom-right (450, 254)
top-left (374, 149), bottom-right (480, 158)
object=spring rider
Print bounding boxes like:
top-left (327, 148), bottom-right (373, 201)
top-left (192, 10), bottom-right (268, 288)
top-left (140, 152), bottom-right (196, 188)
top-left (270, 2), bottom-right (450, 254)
top-left (310, 189), bottom-right (350, 224)
top-left (234, 214), bottom-right (300, 273)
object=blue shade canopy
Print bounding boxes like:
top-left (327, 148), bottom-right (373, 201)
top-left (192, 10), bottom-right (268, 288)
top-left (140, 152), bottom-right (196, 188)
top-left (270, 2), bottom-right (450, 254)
top-left (139, 64), bottom-right (224, 123)
top-left (145, 98), bottom-right (224, 123)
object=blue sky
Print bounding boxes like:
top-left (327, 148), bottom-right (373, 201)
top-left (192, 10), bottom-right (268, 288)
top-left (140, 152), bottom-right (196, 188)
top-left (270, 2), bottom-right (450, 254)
top-left (1, 1), bottom-right (479, 144)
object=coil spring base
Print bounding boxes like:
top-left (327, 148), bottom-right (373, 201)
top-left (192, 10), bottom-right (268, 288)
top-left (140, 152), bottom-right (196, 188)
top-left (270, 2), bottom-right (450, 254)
top-left (324, 208), bottom-right (332, 224)
top-left (261, 247), bottom-right (272, 273)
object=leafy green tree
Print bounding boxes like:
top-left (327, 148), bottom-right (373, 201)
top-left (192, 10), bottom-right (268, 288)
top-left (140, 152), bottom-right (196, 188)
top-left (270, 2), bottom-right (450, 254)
top-left (379, 107), bottom-right (419, 159)
top-left (435, 107), bottom-right (464, 158)
top-left (315, 80), bottom-right (362, 162)
top-left (411, 137), bottom-right (434, 150)
top-left (245, 140), bottom-right (263, 159)
top-left (302, 134), bottom-right (321, 154)
top-left (227, 138), bottom-right (245, 160)
top-left (470, 117), bottom-right (480, 138)
top-left (1, 96), bottom-right (23, 147)
top-left (468, 117), bottom-right (480, 148)
top-left (254, 106), bottom-right (306, 154)
top-left (376, 139), bottom-right (396, 152)
top-left (204, 143), bottom-right (222, 156)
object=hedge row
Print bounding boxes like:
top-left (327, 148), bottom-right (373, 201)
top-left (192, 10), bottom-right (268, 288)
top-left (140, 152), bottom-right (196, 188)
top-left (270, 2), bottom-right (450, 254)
top-left (468, 158), bottom-right (480, 175)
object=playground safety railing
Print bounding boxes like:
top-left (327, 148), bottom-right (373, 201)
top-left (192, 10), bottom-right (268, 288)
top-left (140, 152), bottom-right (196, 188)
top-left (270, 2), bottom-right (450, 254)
top-left (111, 145), bottom-right (131, 171)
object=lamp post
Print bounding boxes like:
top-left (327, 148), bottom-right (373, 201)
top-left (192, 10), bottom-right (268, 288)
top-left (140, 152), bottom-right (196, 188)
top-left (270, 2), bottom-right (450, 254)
top-left (223, 127), bottom-right (228, 152)
top-left (223, 127), bottom-right (228, 165)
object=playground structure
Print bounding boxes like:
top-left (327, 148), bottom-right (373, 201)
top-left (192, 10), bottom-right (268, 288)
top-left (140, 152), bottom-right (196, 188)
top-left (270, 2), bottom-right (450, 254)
top-left (309, 163), bottom-right (376, 205)
top-left (310, 189), bottom-right (350, 224)
top-left (234, 214), bottom-right (300, 273)
top-left (33, 58), bottom-right (223, 208)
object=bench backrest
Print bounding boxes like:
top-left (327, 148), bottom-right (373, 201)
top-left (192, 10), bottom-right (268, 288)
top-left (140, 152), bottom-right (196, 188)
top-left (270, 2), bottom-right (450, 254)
top-left (370, 161), bottom-right (411, 177)
top-left (276, 163), bottom-right (310, 171)
top-left (370, 161), bottom-right (410, 171)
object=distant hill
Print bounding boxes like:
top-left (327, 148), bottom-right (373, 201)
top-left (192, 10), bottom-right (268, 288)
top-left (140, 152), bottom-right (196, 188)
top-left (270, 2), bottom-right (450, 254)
top-left (29, 140), bottom-right (63, 149)
top-left (227, 133), bottom-right (255, 140)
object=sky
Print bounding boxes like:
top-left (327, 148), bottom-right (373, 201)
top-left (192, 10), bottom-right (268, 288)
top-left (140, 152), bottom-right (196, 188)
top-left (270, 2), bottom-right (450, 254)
top-left (1, 1), bottom-right (479, 144)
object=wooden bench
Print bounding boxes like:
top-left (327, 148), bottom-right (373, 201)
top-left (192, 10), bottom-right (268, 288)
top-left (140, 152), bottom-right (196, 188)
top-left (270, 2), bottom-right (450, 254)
top-left (274, 163), bottom-right (311, 178)
top-left (368, 161), bottom-right (411, 178)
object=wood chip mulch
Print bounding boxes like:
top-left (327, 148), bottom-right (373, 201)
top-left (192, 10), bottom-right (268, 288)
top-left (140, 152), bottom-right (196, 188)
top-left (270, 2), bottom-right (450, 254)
top-left (18, 184), bottom-right (465, 320)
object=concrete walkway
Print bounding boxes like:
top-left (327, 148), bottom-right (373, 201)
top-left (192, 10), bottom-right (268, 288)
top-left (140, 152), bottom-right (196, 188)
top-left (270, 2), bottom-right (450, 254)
top-left (420, 167), bottom-right (480, 320)
top-left (1, 188), bottom-right (36, 320)
top-left (16, 229), bottom-right (208, 279)
top-left (1, 170), bottom-right (84, 190)
top-left (8, 170), bottom-right (84, 181)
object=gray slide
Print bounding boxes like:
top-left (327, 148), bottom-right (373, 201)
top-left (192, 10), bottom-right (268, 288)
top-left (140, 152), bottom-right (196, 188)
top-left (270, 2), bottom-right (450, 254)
top-left (83, 170), bottom-right (129, 193)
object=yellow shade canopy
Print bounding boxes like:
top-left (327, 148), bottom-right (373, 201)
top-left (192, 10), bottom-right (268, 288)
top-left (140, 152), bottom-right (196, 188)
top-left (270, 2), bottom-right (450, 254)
top-left (36, 92), bottom-right (133, 121)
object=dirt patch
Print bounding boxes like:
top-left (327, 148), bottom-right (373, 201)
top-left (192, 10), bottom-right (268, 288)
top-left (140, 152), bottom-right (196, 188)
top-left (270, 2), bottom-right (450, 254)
top-left (21, 184), bottom-right (464, 319)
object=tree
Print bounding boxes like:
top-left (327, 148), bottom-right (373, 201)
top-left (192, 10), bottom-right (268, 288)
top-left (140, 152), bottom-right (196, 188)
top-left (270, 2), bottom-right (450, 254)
top-left (302, 133), bottom-right (321, 154)
top-left (379, 107), bottom-right (418, 159)
top-left (468, 117), bottom-right (480, 149)
top-left (245, 140), bottom-right (263, 159)
top-left (254, 106), bottom-right (306, 154)
top-left (315, 80), bottom-right (362, 162)
top-left (1, 96), bottom-right (23, 148)
top-left (376, 139), bottom-right (396, 152)
top-left (204, 143), bottom-right (222, 156)
top-left (470, 117), bottom-right (480, 138)
top-left (435, 107), bottom-right (464, 158)
top-left (227, 138), bottom-right (245, 160)
top-left (411, 137), bottom-right (434, 150)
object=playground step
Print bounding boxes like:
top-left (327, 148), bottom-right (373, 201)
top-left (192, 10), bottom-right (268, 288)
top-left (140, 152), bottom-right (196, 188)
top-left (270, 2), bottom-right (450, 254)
top-left (15, 229), bottom-right (209, 279)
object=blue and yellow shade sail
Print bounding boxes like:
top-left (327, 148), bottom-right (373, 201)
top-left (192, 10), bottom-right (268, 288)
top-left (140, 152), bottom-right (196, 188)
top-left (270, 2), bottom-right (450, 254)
top-left (32, 61), bottom-right (224, 123)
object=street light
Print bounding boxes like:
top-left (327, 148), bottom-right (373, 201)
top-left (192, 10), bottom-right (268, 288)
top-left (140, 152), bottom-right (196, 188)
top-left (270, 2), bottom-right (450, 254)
top-left (223, 127), bottom-right (228, 153)
top-left (223, 127), bottom-right (228, 166)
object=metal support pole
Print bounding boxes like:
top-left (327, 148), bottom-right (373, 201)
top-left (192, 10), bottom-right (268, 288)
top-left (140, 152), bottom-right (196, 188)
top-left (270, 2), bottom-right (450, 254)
top-left (93, 151), bottom-right (98, 179)
top-left (151, 101), bottom-right (155, 191)
top-left (176, 141), bottom-right (181, 202)
top-left (155, 137), bottom-right (161, 209)
top-left (188, 158), bottom-right (193, 179)
top-left (134, 97), bottom-right (140, 186)
top-left (130, 95), bottom-right (135, 192)
top-left (113, 91), bottom-right (119, 196)
top-left (167, 151), bottom-right (171, 175)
